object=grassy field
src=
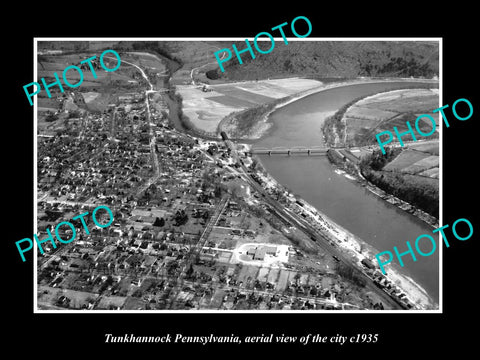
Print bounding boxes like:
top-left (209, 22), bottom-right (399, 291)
top-left (345, 106), bottom-right (397, 121)
top-left (343, 89), bottom-right (439, 146)
top-left (277, 269), bottom-right (291, 290)
top-left (419, 167), bottom-right (439, 178)
top-left (38, 54), bottom-right (132, 85)
top-left (35, 50), bottom-right (151, 118)
top-left (402, 155), bottom-right (439, 174)
top-left (359, 136), bottom-right (440, 217)
top-left (384, 149), bottom-right (430, 170)
top-left (408, 141), bottom-right (440, 155)
top-left (38, 97), bottom-right (61, 110)
top-left (383, 148), bottom-right (439, 179)
top-left (358, 89), bottom-right (440, 113)
top-left (257, 267), bottom-right (270, 282)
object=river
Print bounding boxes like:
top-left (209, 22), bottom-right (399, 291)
top-left (252, 81), bottom-right (440, 303)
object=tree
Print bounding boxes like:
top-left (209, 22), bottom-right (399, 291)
top-left (206, 69), bottom-right (221, 80)
top-left (132, 289), bottom-right (143, 298)
top-left (294, 273), bottom-right (301, 285)
top-left (45, 112), bottom-right (58, 122)
top-left (153, 217), bottom-right (165, 227)
top-left (214, 184), bottom-right (222, 198)
top-left (68, 109), bottom-right (82, 119)
top-left (336, 262), bottom-right (366, 288)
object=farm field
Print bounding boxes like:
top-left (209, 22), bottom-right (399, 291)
top-left (419, 167), bottom-right (439, 178)
top-left (402, 155), bottom-right (439, 174)
top-left (177, 78), bottom-right (322, 134)
top-left (407, 141), bottom-right (440, 155)
top-left (356, 88), bottom-right (439, 113)
top-left (38, 55), bottom-right (134, 87)
top-left (384, 149), bottom-right (430, 171)
top-left (343, 88), bottom-right (439, 146)
top-left (344, 106), bottom-right (397, 121)
top-left (37, 51), bottom-right (156, 89)
top-left (383, 147), bottom-right (440, 179)
top-left (34, 51), bottom-right (158, 116)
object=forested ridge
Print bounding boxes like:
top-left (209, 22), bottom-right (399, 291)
top-left (207, 41), bottom-right (439, 81)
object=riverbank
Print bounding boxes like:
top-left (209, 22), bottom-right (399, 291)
top-left (326, 149), bottom-right (439, 228)
top-left (248, 149), bottom-right (438, 310)
top-left (220, 77), bottom-right (438, 141)
top-left (296, 199), bottom-right (438, 310)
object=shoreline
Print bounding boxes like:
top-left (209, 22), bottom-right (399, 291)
top-left (194, 77), bottom-right (440, 309)
top-left (330, 160), bottom-right (439, 229)
top-left (248, 146), bottom-right (438, 310)
top-left (224, 77), bottom-right (439, 141)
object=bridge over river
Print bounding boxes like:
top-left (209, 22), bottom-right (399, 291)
top-left (248, 146), bottom-right (330, 156)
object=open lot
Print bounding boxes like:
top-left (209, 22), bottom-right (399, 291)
top-left (177, 78), bottom-right (322, 134)
top-left (276, 269), bottom-right (293, 291)
top-left (38, 285), bottom-right (99, 309)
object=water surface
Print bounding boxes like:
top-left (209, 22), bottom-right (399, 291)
top-left (254, 81), bottom-right (439, 302)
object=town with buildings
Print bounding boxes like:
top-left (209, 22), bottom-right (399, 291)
top-left (35, 42), bottom-right (427, 311)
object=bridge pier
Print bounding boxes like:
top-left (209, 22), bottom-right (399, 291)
top-left (307, 149), bottom-right (311, 156)
top-left (268, 151), bottom-right (271, 156)
top-left (287, 150), bottom-right (291, 156)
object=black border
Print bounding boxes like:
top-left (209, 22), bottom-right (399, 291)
top-left (6, 5), bottom-right (478, 355)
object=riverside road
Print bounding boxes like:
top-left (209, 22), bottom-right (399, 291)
top-left (225, 138), bottom-right (407, 310)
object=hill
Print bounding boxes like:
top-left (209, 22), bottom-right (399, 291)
top-left (208, 41), bottom-right (439, 81)
top-left (37, 40), bottom-right (439, 84)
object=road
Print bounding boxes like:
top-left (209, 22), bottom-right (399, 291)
top-left (246, 173), bottom-right (405, 309)
top-left (105, 54), bottom-right (163, 197)
top-left (223, 140), bottom-right (406, 310)
top-left (175, 277), bottom-right (360, 310)
top-left (177, 196), bottom-right (230, 280)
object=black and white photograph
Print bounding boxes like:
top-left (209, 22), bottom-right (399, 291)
top-left (6, 5), bottom-right (478, 356)
top-left (33, 39), bottom-right (441, 312)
